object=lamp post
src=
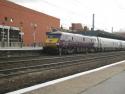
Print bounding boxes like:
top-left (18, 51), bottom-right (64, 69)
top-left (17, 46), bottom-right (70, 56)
top-left (19, 22), bottom-right (24, 47)
top-left (31, 23), bottom-right (37, 47)
top-left (4, 17), bottom-right (14, 47)
top-left (19, 31), bottom-right (24, 48)
top-left (1, 22), bottom-right (5, 47)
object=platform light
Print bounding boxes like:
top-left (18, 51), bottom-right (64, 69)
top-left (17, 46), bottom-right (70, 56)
top-left (19, 22), bottom-right (24, 47)
top-left (7, 17), bottom-right (14, 47)
top-left (2, 17), bottom-right (14, 47)
top-left (31, 23), bottom-right (37, 47)
top-left (10, 18), bottom-right (13, 23)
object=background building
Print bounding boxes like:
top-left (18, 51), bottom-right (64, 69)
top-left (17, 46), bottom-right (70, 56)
top-left (71, 23), bottom-right (83, 31)
top-left (0, 0), bottom-right (60, 47)
top-left (69, 23), bottom-right (89, 32)
top-left (113, 32), bottom-right (125, 38)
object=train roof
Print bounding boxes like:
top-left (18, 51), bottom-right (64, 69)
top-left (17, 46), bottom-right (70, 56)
top-left (46, 31), bottom-right (90, 38)
top-left (71, 30), bottom-right (125, 41)
top-left (46, 31), bottom-right (72, 35)
top-left (46, 29), bottom-right (125, 41)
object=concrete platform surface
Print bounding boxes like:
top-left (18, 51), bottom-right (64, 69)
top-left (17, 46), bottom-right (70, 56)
top-left (81, 70), bottom-right (125, 94)
top-left (7, 60), bottom-right (125, 94)
top-left (0, 47), bottom-right (43, 50)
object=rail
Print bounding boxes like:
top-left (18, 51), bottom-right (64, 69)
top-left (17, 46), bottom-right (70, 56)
top-left (0, 51), bottom-right (125, 78)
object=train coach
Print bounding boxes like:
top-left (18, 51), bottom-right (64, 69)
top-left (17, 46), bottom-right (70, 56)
top-left (43, 31), bottom-right (125, 54)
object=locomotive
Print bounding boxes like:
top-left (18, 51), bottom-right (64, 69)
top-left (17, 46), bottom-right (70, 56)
top-left (43, 30), bottom-right (125, 55)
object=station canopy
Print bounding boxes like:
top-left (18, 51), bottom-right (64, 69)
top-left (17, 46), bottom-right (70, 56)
top-left (72, 30), bottom-right (125, 41)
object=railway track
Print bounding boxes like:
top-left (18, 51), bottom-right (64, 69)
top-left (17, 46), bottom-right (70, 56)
top-left (0, 54), bottom-right (47, 62)
top-left (1, 51), bottom-right (125, 93)
top-left (0, 51), bottom-right (120, 62)
top-left (0, 51), bottom-right (125, 78)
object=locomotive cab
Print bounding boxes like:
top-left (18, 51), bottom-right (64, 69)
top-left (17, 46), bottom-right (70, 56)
top-left (43, 32), bottom-right (62, 54)
top-left (45, 32), bottom-right (61, 47)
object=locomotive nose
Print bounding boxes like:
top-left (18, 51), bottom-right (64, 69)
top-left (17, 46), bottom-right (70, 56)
top-left (45, 38), bottom-right (60, 47)
top-left (46, 38), bottom-right (59, 44)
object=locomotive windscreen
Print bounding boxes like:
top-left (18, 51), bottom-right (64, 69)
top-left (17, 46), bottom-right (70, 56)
top-left (47, 33), bottom-right (61, 39)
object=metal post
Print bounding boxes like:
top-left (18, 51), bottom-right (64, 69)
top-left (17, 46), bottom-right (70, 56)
top-left (111, 27), bottom-right (113, 33)
top-left (21, 34), bottom-right (23, 48)
top-left (19, 22), bottom-right (24, 48)
top-left (7, 26), bottom-right (10, 47)
top-left (31, 23), bottom-right (37, 47)
top-left (2, 24), bottom-right (5, 47)
top-left (6, 17), bottom-right (13, 47)
top-left (59, 47), bottom-right (62, 56)
top-left (33, 31), bottom-right (36, 47)
top-left (34, 32), bottom-right (36, 46)
top-left (19, 32), bottom-right (24, 48)
top-left (92, 14), bottom-right (95, 31)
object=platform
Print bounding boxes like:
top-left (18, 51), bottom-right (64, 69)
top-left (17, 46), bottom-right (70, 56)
top-left (7, 60), bottom-right (125, 94)
top-left (0, 47), bottom-right (43, 57)
top-left (81, 70), bottom-right (125, 94)
top-left (0, 47), bottom-right (43, 51)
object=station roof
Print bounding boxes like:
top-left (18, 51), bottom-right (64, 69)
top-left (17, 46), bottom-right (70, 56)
top-left (72, 30), bottom-right (125, 41)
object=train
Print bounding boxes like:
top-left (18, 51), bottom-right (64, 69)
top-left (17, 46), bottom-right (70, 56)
top-left (43, 30), bottom-right (125, 55)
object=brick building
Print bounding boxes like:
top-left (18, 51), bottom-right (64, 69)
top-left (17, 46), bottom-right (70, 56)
top-left (71, 23), bottom-right (83, 31)
top-left (0, 0), bottom-right (60, 47)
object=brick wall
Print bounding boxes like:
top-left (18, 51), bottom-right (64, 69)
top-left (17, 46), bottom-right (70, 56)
top-left (0, 0), bottom-right (60, 46)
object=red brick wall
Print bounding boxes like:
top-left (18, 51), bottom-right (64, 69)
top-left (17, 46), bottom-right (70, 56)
top-left (71, 23), bottom-right (83, 31)
top-left (0, 0), bottom-right (60, 46)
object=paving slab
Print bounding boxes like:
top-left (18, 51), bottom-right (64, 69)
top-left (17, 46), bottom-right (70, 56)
top-left (81, 70), bottom-right (125, 94)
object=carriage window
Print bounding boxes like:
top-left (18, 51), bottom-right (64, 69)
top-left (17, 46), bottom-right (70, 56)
top-left (72, 37), bottom-right (73, 40)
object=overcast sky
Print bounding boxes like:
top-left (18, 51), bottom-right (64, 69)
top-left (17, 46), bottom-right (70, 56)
top-left (8, 0), bottom-right (125, 32)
